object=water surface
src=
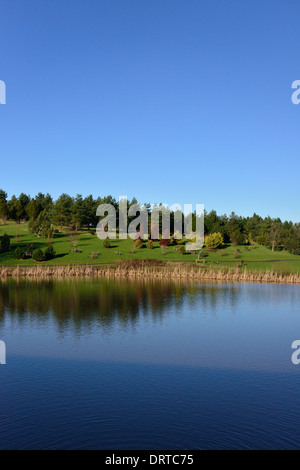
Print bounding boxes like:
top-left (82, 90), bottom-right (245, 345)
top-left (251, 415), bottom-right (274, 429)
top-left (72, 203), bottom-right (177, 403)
top-left (0, 279), bottom-right (299, 449)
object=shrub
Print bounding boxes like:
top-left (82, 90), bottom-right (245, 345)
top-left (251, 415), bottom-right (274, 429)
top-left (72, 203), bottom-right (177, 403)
top-left (44, 245), bottom-right (56, 260)
top-left (103, 238), bottom-right (111, 249)
top-left (179, 245), bottom-right (186, 255)
top-left (32, 249), bottom-right (45, 262)
top-left (1, 233), bottom-right (10, 252)
top-left (146, 240), bottom-right (154, 249)
top-left (14, 247), bottom-right (25, 260)
top-left (26, 244), bottom-right (34, 256)
top-left (135, 239), bottom-right (143, 249)
top-left (205, 232), bottom-right (224, 249)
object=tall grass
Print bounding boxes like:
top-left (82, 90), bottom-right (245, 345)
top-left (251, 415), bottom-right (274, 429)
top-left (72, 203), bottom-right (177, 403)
top-left (0, 260), bottom-right (300, 284)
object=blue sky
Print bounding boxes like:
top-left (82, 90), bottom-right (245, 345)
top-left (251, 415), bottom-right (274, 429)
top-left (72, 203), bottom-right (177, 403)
top-left (0, 0), bottom-right (299, 221)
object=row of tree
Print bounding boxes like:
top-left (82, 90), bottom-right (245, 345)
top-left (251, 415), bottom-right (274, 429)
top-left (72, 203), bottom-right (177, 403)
top-left (0, 190), bottom-right (299, 255)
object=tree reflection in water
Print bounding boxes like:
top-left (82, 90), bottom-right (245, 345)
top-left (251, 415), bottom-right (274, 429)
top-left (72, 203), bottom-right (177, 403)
top-left (0, 278), bottom-right (255, 333)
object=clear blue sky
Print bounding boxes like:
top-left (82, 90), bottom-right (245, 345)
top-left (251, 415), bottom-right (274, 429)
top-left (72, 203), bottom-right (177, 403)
top-left (1, 0), bottom-right (299, 221)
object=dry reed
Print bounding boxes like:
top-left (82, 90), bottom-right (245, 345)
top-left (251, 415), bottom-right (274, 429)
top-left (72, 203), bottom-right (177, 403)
top-left (0, 260), bottom-right (299, 285)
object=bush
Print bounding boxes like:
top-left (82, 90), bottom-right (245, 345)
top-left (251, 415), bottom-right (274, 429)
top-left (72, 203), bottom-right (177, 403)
top-left (146, 240), bottom-right (154, 249)
top-left (26, 244), bottom-right (34, 256)
top-left (135, 239), bottom-right (143, 249)
top-left (103, 238), bottom-right (111, 249)
top-left (205, 232), bottom-right (224, 249)
top-left (44, 245), bottom-right (56, 260)
top-left (1, 233), bottom-right (10, 252)
top-left (179, 245), bottom-right (186, 255)
top-left (14, 247), bottom-right (25, 260)
top-left (32, 249), bottom-right (45, 262)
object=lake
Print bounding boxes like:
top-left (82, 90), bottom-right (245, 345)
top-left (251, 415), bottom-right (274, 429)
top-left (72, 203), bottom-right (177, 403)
top-left (0, 278), bottom-right (299, 450)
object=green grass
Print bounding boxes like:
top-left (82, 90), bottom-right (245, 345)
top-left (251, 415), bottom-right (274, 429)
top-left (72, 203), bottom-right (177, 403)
top-left (0, 221), bottom-right (300, 274)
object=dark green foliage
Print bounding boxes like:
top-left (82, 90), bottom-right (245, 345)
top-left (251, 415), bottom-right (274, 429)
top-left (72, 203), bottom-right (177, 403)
top-left (284, 235), bottom-right (300, 255)
top-left (230, 229), bottom-right (246, 246)
top-left (1, 233), bottom-right (10, 252)
top-left (52, 194), bottom-right (73, 229)
top-left (32, 249), bottom-right (45, 262)
top-left (0, 188), bottom-right (299, 258)
top-left (28, 210), bottom-right (51, 238)
top-left (44, 245), bottom-right (56, 260)
top-left (26, 244), bottom-right (34, 256)
top-left (0, 193), bottom-right (8, 221)
top-left (14, 247), bottom-right (25, 260)
top-left (256, 235), bottom-right (266, 245)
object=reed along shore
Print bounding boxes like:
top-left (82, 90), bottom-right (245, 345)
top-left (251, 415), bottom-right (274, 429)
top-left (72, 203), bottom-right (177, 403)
top-left (0, 260), bottom-right (299, 285)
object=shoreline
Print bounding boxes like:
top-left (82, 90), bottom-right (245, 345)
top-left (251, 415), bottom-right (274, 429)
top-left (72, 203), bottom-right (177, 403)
top-left (0, 262), bottom-right (300, 285)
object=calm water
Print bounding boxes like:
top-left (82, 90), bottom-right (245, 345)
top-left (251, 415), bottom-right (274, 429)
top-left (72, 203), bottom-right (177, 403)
top-left (0, 278), bottom-right (300, 450)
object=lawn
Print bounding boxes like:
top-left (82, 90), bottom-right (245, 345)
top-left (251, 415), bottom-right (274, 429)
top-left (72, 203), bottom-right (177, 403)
top-left (0, 221), bottom-right (300, 274)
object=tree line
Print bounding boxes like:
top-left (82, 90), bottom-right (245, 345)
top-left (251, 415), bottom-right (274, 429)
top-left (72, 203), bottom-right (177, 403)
top-left (0, 189), bottom-right (299, 255)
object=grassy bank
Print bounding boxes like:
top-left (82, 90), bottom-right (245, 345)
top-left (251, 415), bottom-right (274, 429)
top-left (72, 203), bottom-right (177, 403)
top-left (1, 222), bottom-right (300, 276)
top-left (1, 260), bottom-right (300, 285)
